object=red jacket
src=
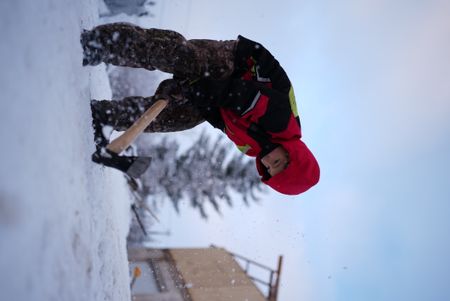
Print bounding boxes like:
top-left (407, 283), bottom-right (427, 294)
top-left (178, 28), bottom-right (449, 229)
top-left (192, 36), bottom-right (320, 195)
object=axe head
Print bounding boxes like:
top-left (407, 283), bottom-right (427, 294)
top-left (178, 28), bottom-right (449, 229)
top-left (92, 148), bottom-right (152, 178)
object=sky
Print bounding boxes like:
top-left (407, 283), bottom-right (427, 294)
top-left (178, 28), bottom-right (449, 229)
top-left (111, 1), bottom-right (450, 300)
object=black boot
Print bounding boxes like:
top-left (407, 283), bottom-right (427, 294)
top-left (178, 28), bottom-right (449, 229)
top-left (90, 100), bottom-right (152, 178)
top-left (90, 100), bottom-right (111, 151)
top-left (80, 29), bottom-right (103, 66)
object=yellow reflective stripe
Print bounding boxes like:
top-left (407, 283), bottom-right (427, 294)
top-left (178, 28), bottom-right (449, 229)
top-left (237, 144), bottom-right (251, 154)
top-left (289, 86), bottom-right (299, 117)
top-left (250, 57), bottom-right (257, 75)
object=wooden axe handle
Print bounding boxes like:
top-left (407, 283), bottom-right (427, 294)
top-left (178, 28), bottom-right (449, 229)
top-left (106, 99), bottom-right (168, 154)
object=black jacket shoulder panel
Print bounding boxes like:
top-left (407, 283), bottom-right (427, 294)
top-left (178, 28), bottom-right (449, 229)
top-left (235, 35), bottom-right (291, 94)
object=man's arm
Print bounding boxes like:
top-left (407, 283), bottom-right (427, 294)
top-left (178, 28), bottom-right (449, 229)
top-left (215, 78), bottom-right (300, 139)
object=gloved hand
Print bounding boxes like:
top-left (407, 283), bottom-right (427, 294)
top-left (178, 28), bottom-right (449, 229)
top-left (154, 79), bottom-right (185, 104)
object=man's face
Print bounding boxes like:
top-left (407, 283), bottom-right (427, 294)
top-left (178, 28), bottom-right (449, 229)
top-left (261, 146), bottom-right (290, 176)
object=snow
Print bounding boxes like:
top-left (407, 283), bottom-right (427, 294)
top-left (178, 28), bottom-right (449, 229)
top-left (0, 0), bottom-right (133, 300)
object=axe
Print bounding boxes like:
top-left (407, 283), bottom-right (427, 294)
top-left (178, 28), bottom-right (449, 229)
top-left (92, 99), bottom-right (168, 178)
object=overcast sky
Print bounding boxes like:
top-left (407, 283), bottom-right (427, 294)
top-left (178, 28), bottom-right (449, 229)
top-left (137, 1), bottom-right (450, 300)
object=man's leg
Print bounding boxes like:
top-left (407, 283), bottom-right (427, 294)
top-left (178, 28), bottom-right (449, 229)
top-left (90, 81), bottom-right (205, 150)
top-left (81, 23), bottom-right (199, 76)
top-left (90, 79), bottom-right (204, 178)
top-left (81, 23), bottom-right (236, 79)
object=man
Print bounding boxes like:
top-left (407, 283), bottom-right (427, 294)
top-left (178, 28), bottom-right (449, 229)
top-left (81, 23), bottom-right (320, 195)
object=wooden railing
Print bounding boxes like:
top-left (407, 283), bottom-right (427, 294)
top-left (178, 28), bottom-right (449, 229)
top-left (226, 250), bottom-right (283, 301)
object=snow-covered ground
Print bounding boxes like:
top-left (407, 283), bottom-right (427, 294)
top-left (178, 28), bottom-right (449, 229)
top-left (0, 1), bottom-right (133, 300)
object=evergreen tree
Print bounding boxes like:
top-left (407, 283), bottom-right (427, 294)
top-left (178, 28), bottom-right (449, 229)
top-left (137, 132), bottom-right (265, 219)
top-left (102, 0), bottom-right (156, 17)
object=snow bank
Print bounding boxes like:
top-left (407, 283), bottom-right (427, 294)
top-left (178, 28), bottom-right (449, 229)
top-left (0, 0), bottom-right (132, 300)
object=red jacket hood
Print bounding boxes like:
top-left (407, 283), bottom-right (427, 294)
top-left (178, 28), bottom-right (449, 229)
top-left (256, 139), bottom-right (320, 195)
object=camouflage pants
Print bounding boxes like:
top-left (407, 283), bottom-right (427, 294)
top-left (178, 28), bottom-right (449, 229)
top-left (81, 22), bottom-right (236, 79)
top-left (90, 94), bottom-right (204, 133)
top-left (82, 23), bottom-right (236, 144)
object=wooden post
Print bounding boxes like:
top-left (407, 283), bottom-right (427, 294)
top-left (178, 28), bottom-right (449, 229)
top-left (270, 255), bottom-right (283, 301)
